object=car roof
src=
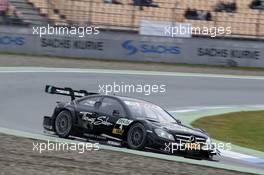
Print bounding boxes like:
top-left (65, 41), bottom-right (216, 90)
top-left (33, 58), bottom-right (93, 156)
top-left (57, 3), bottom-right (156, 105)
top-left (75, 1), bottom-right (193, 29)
top-left (87, 94), bottom-right (148, 102)
top-left (117, 96), bottom-right (148, 103)
top-left (79, 94), bottom-right (154, 105)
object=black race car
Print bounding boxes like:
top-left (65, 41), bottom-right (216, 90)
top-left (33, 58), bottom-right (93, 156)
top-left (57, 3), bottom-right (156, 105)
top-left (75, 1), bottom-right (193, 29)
top-left (43, 85), bottom-right (218, 160)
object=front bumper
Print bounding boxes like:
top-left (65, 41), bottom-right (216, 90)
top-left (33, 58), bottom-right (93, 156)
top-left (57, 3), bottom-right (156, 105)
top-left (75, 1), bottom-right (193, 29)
top-left (43, 116), bottom-right (53, 131)
top-left (146, 133), bottom-right (217, 158)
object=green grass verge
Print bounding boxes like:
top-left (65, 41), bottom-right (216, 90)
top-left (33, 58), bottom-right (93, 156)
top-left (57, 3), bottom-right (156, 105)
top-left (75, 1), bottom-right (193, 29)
top-left (192, 110), bottom-right (264, 152)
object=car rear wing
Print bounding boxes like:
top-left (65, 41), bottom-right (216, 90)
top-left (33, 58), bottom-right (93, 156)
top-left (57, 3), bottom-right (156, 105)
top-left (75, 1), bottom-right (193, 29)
top-left (45, 85), bottom-right (98, 100)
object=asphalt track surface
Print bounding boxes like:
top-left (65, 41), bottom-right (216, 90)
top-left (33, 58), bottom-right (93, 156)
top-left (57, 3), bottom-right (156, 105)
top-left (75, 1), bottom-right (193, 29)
top-left (0, 68), bottom-right (264, 172)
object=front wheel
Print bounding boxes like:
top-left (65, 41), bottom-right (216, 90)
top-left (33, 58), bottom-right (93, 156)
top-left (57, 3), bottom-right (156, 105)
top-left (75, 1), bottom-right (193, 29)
top-left (54, 110), bottom-right (72, 138)
top-left (127, 123), bottom-right (147, 150)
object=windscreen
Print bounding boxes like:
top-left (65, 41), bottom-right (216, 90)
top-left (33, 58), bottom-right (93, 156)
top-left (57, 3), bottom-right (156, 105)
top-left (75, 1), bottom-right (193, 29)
top-left (124, 100), bottom-right (176, 123)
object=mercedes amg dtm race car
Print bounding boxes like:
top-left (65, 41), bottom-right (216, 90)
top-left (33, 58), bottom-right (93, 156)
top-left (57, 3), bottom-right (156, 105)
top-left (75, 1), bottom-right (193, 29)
top-left (43, 85), bottom-right (218, 160)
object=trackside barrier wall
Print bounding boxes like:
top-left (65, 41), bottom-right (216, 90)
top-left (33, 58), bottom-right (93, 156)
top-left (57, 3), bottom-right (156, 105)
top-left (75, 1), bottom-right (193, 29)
top-left (0, 26), bottom-right (263, 67)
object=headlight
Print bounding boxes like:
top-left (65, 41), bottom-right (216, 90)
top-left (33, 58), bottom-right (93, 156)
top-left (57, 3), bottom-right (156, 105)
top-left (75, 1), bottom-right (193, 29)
top-left (206, 137), bottom-right (212, 145)
top-left (154, 128), bottom-right (175, 141)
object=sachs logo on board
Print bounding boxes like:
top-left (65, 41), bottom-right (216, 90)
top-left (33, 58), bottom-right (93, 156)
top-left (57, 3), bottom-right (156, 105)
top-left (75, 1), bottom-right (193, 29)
top-left (122, 40), bottom-right (181, 55)
top-left (0, 36), bottom-right (25, 46)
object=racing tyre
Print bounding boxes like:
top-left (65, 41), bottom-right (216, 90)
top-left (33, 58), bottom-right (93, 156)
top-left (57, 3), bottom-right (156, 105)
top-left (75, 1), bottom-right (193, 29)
top-left (127, 123), bottom-right (147, 150)
top-left (54, 110), bottom-right (72, 138)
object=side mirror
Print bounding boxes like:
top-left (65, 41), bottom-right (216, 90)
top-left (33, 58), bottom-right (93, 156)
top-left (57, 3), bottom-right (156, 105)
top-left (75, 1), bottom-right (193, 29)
top-left (176, 119), bottom-right (182, 124)
top-left (112, 110), bottom-right (120, 117)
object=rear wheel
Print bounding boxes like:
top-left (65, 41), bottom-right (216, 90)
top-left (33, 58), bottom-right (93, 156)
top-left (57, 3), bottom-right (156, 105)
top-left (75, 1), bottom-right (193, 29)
top-left (127, 123), bottom-right (147, 150)
top-left (54, 110), bottom-right (72, 138)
